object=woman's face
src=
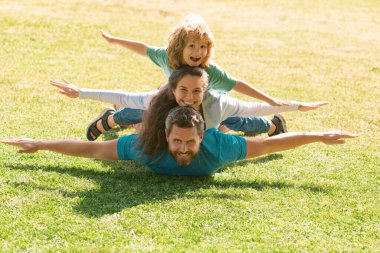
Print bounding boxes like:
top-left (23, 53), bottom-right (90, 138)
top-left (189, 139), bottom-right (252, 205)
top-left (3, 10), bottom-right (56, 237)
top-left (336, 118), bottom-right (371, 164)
top-left (172, 74), bottom-right (206, 111)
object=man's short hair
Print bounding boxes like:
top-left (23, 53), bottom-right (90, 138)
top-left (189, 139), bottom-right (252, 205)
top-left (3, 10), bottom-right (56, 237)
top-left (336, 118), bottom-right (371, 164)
top-left (165, 106), bottom-right (205, 135)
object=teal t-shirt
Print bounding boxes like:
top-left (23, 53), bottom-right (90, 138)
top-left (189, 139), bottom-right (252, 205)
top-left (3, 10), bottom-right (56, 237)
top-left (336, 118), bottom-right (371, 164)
top-left (117, 128), bottom-right (247, 176)
top-left (147, 46), bottom-right (237, 92)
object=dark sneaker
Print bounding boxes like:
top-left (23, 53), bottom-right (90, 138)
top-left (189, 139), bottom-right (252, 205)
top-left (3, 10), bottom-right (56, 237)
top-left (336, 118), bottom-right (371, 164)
top-left (269, 114), bottom-right (287, 136)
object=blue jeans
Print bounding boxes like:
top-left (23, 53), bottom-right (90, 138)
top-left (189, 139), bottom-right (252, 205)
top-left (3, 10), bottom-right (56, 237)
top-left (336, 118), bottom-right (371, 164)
top-left (114, 108), bottom-right (270, 135)
top-left (113, 108), bottom-right (145, 125)
top-left (221, 116), bottom-right (270, 135)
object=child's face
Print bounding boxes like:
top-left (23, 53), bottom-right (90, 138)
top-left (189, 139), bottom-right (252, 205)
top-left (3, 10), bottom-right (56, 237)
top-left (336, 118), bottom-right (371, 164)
top-left (182, 39), bottom-right (209, 67)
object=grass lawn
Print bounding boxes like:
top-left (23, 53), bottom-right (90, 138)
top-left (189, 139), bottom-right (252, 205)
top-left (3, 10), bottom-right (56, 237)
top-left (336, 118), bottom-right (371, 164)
top-left (0, 0), bottom-right (379, 252)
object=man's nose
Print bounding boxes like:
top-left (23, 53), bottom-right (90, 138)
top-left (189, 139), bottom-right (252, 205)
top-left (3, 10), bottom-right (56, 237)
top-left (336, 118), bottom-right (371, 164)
top-left (179, 144), bottom-right (188, 153)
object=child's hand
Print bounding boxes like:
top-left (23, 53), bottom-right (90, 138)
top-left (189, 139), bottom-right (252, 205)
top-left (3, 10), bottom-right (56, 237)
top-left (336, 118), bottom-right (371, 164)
top-left (50, 78), bottom-right (80, 98)
top-left (298, 101), bottom-right (329, 111)
top-left (101, 30), bottom-right (114, 43)
top-left (268, 98), bottom-right (292, 106)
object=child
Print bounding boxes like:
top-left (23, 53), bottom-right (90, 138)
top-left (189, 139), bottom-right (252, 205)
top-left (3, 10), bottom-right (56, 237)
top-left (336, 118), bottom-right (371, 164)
top-left (89, 14), bottom-right (292, 141)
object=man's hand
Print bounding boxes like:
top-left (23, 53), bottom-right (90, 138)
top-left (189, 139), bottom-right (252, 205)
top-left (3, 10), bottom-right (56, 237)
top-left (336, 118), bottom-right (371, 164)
top-left (320, 131), bottom-right (358, 145)
top-left (2, 138), bottom-right (40, 153)
top-left (50, 78), bottom-right (80, 98)
top-left (298, 101), bottom-right (329, 111)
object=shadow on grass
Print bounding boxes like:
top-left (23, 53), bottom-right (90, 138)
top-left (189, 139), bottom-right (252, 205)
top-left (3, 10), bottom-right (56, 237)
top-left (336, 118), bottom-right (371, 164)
top-left (4, 158), bottom-right (330, 218)
top-left (215, 153), bottom-right (283, 173)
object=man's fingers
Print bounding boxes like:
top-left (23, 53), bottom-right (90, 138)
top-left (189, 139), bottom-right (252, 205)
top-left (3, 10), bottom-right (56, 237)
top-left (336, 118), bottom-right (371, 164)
top-left (324, 132), bottom-right (358, 145)
top-left (2, 138), bottom-right (29, 142)
top-left (2, 139), bottom-right (20, 145)
top-left (2, 138), bottom-right (28, 148)
top-left (328, 131), bottom-right (359, 138)
top-left (2, 138), bottom-right (38, 153)
top-left (339, 132), bottom-right (359, 138)
top-left (333, 139), bottom-right (346, 144)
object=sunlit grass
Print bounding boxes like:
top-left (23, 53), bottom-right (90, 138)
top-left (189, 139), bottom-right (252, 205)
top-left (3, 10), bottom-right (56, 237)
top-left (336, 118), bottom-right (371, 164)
top-left (0, 0), bottom-right (379, 251)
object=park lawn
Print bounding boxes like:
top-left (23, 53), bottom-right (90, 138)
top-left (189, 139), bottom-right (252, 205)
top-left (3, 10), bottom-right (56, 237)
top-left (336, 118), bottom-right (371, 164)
top-left (0, 0), bottom-right (379, 252)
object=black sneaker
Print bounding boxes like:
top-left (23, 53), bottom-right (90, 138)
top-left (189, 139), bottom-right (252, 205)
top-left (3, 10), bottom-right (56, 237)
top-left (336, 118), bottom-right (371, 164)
top-left (269, 114), bottom-right (287, 136)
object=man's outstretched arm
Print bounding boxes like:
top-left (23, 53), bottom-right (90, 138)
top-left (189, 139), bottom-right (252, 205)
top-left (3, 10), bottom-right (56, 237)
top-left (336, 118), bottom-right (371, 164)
top-left (1, 138), bottom-right (119, 160)
top-left (245, 131), bottom-right (358, 159)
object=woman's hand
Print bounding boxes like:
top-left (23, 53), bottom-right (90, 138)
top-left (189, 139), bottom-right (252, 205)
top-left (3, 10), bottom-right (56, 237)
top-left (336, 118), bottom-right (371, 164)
top-left (298, 101), bottom-right (329, 111)
top-left (50, 78), bottom-right (80, 98)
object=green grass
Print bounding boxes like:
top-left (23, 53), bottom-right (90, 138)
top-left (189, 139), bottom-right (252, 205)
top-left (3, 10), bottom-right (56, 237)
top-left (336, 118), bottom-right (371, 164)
top-left (1, 0), bottom-right (379, 252)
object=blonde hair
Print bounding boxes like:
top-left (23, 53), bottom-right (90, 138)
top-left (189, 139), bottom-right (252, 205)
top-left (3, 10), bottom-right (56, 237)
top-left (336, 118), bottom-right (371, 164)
top-left (167, 14), bottom-right (215, 70)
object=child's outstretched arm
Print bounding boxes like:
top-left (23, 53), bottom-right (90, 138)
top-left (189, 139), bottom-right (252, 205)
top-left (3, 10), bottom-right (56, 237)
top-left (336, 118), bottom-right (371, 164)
top-left (233, 80), bottom-right (290, 106)
top-left (101, 30), bottom-right (149, 57)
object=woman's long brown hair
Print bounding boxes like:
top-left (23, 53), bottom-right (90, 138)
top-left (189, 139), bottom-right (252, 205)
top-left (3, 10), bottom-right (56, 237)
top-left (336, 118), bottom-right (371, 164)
top-left (138, 66), bottom-right (208, 157)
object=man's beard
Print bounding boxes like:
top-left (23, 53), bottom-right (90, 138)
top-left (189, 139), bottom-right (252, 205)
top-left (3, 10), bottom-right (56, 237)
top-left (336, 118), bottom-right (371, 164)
top-left (171, 151), bottom-right (198, 166)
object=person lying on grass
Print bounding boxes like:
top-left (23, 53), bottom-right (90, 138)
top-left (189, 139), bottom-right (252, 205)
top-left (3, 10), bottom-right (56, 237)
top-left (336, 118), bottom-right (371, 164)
top-left (50, 66), bottom-right (327, 142)
top-left (2, 106), bottom-right (357, 177)
top-left (81, 14), bottom-right (300, 140)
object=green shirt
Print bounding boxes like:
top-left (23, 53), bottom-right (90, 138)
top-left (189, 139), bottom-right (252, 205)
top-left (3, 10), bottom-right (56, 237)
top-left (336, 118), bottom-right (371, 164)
top-left (147, 46), bottom-right (237, 92)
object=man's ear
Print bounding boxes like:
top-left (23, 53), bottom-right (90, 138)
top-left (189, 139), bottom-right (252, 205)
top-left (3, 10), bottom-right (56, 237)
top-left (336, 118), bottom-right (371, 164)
top-left (165, 129), bottom-right (169, 141)
top-left (199, 133), bottom-right (204, 142)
